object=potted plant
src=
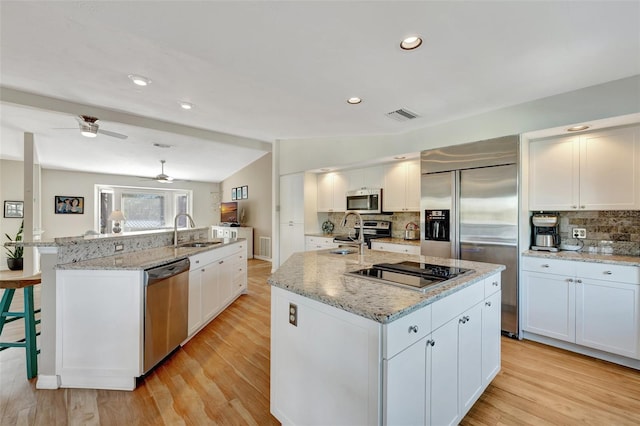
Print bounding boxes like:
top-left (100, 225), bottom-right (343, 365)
top-left (4, 220), bottom-right (24, 270)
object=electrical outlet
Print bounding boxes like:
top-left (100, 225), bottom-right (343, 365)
top-left (289, 303), bottom-right (298, 326)
top-left (573, 228), bottom-right (587, 239)
top-left (114, 243), bottom-right (124, 252)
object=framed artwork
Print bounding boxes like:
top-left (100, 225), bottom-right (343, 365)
top-left (242, 185), bottom-right (248, 199)
top-left (55, 196), bottom-right (84, 214)
top-left (231, 188), bottom-right (237, 200)
top-left (3, 200), bottom-right (23, 218)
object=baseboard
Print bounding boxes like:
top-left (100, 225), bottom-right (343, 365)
top-left (523, 331), bottom-right (640, 370)
top-left (36, 374), bottom-right (61, 389)
top-left (253, 255), bottom-right (272, 262)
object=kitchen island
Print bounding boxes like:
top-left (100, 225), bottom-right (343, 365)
top-left (10, 228), bottom-right (248, 391)
top-left (268, 249), bottom-right (505, 425)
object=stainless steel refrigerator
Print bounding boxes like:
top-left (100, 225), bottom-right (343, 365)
top-left (420, 136), bottom-right (519, 337)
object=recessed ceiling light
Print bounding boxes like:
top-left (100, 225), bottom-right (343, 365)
top-left (400, 35), bottom-right (423, 50)
top-left (567, 125), bottom-right (590, 132)
top-left (347, 97), bottom-right (362, 105)
top-left (179, 101), bottom-right (193, 110)
top-left (128, 74), bottom-right (151, 86)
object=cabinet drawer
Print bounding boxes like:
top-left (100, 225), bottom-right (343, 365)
top-left (432, 280), bottom-right (484, 330)
top-left (383, 305), bottom-right (432, 360)
top-left (577, 263), bottom-right (640, 284)
top-left (371, 242), bottom-right (420, 255)
top-left (522, 256), bottom-right (575, 275)
top-left (484, 273), bottom-right (501, 297)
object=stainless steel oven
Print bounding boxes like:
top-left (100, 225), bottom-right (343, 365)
top-left (346, 188), bottom-right (383, 214)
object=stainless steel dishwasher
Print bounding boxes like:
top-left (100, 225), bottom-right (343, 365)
top-left (144, 258), bottom-right (190, 373)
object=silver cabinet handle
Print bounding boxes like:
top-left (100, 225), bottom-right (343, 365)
top-left (541, 264), bottom-right (550, 268)
top-left (604, 271), bottom-right (613, 275)
top-left (580, 205), bottom-right (585, 209)
top-left (201, 269), bottom-right (205, 272)
top-left (485, 301), bottom-right (492, 307)
top-left (219, 260), bottom-right (224, 264)
top-left (426, 339), bottom-right (435, 347)
top-left (576, 279), bottom-right (582, 283)
top-left (464, 315), bottom-right (470, 322)
top-left (408, 325), bottom-right (419, 334)
top-left (567, 278), bottom-right (574, 282)
top-left (459, 316), bottom-right (470, 324)
top-left (492, 281), bottom-right (499, 286)
top-left (571, 205), bottom-right (577, 209)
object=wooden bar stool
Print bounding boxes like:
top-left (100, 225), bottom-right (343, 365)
top-left (0, 271), bottom-right (42, 379)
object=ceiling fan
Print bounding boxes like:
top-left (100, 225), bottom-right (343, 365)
top-left (150, 160), bottom-right (174, 183)
top-left (55, 115), bottom-right (128, 139)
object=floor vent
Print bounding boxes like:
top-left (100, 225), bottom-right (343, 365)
top-left (259, 236), bottom-right (272, 259)
top-left (386, 108), bottom-right (420, 121)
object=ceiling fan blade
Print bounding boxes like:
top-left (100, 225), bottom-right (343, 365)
top-left (97, 128), bottom-right (128, 139)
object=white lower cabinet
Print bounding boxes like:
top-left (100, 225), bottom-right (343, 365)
top-left (188, 242), bottom-right (248, 337)
top-left (272, 272), bottom-right (501, 425)
top-left (522, 256), bottom-right (640, 361)
top-left (371, 241), bottom-right (421, 255)
top-left (305, 235), bottom-right (339, 251)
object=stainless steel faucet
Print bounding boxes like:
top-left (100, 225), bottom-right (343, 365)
top-left (174, 213), bottom-right (196, 248)
top-left (341, 211), bottom-right (366, 255)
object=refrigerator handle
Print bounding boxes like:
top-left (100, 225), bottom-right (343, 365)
top-left (451, 170), bottom-right (460, 259)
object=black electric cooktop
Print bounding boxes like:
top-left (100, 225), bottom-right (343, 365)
top-left (346, 261), bottom-right (474, 292)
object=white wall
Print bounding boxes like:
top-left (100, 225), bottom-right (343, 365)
top-left (221, 152), bottom-right (272, 258)
top-left (278, 75), bottom-right (640, 174)
top-left (39, 168), bottom-right (220, 239)
top-left (0, 159), bottom-right (26, 269)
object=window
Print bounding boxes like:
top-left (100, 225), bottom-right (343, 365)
top-left (96, 185), bottom-right (192, 233)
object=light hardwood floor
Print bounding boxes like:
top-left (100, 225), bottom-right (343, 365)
top-left (1, 259), bottom-right (639, 425)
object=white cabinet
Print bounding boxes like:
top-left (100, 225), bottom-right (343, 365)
top-left (383, 160), bottom-right (420, 212)
top-left (522, 256), bottom-right (640, 360)
top-left (371, 240), bottom-right (420, 255)
top-left (188, 242), bottom-right (248, 337)
top-left (317, 172), bottom-right (347, 212)
top-left (482, 290), bottom-right (502, 384)
top-left (279, 173), bottom-right (307, 265)
top-left (529, 126), bottom-right (640, 210)
top-left (305, 235), bottom-right (339, 251)
top-left (211, 226), bottom-right (253, 258)
top-left (346, 166), bottom-right (385, 191)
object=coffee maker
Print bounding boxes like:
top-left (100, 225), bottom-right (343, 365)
top-left (531, 213), bottom-right (560, 252)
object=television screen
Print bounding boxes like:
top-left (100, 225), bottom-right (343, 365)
top-left (220, 202), bottom-right (238, 223)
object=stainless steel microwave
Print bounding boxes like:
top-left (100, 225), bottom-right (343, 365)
top-left (346, 189), bottom-right (383, 214)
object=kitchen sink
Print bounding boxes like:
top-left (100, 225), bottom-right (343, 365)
top-left (329, 248), bottom-right (357, 255)
top-left (179, 241), bottom-right (221, 248)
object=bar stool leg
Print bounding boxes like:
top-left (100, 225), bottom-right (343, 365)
top-left (23, 286), bottom-right (38, 379)
top-left (0, 289), bottom-right (16, 334)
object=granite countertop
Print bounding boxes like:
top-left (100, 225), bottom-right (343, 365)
top-left (522, 250), bottom-right (640, 267)
top-left (57, 238), bottom-right (244, 270)
top-left (268, 250), bottom-right (504, 324)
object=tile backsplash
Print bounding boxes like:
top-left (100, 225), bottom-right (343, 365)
top-left (559, 210), bottom-right (640, 256)
top-left (323, 211), bottom-right (420, 239)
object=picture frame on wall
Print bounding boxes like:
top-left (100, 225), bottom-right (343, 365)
top-left (55, 196), bottom-right (84, 214)
top-left (3, 200), bottom-right (24, 218)
top-left (242, 185), bottom-right (248, 199)
top-left (232, 188), bottom-right (237, 200)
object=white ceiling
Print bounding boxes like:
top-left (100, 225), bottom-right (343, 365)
top-left (1, 1), bottom-right (639, 182)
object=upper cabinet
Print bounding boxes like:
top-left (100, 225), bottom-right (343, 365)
top-left (346, 166), bottom-right (385, 191)
top-left (317, 172), bottom-right (347, 212)
top-left (529, 126), bottom-right (640, 210)
top-left (383, 160), bottom-right (421, 212)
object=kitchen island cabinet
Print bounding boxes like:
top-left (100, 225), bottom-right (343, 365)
top-left (55, 239), bottom-right (247, 390)
top-left (522, 251), bottom-right (640, 368)
top-left (269, 250), bottom-right (504, 425)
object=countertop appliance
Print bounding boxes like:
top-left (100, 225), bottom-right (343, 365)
top-left (404, 222), bottom-right (420, 240)
top-left (347, 261), bottom-right (474, 292)
top-left (531, 213), bottom-right (560, 252)
top-left (420, 135), bottom-right (520, 338)
top-left (333, 220), bottom-right (391, 248)
top-left (144, 258), bottom-right (190, 373)
top-left (346, 188), bottom-right (384, 214)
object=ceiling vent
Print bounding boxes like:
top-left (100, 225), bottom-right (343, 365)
top-left (386, 108), bottom-right (420, 122)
